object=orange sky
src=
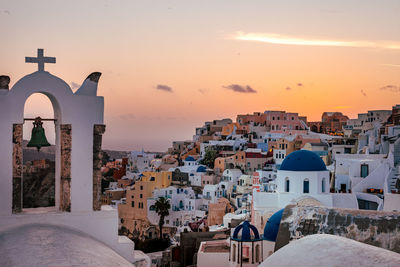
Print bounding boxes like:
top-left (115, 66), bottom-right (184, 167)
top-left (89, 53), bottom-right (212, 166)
top-left (1, 1), bottom-right (400, 151)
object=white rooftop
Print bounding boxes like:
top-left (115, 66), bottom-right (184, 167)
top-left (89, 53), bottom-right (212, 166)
top-left (0, 224), bottom-right (133, 266)
top-left (260, 234), bottom-right (400, 267)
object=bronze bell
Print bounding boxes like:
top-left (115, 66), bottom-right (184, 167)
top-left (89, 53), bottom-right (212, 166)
top-left (27, 117), bottom-right (51, 151)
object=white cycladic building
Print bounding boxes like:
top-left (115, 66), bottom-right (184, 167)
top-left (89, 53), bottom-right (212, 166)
top-left (197, 240), bottom-right (230, 267)
top-left (253, 150), bottom-right (359, 225)
top-left (334, 154), bottom-right (386, 193)
top-left (222, 169), bottom-right (242, 184)
top-left (273, 149), bottom-right (286, 165)
top-left (127, 150), bottom-right (156, 173)
top-left (169, 156), bottom-right (207, 174)
top-left (147, 186), bottom-right (205, 229)
top-left (0, 50), bottom-right (136, 264)
top-left (203, 184), bottom-right (219, 208)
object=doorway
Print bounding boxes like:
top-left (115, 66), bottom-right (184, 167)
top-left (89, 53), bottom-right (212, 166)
top-left (22, 93), bottom-right (57, 211)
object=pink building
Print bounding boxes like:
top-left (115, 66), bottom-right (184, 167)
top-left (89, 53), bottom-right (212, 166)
top-left (264, 111), bottom-right (307, 132)
top-left (237, 110), bottom-right (308, 133)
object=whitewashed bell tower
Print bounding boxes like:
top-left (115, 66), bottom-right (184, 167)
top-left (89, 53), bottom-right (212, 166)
top-left (0, 49), bottom-right (135, 262)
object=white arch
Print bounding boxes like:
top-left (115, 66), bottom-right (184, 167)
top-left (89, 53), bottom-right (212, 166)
top-left (0, 71), bottom-right (104, 215)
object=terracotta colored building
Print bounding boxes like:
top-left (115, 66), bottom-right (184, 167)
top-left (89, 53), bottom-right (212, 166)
top-left (113, 158), bottom-right (128, 180)
top-left (208, 198), bottom-right (234, 226)
top-left (237, 112), bottom-right (266, 125)
top-left (221, 122), bottom-right (249, 138)
top-left (309, 112), bottom-right (349, 134)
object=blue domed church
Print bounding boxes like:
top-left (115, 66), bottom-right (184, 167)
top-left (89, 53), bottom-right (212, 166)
top-left (228, 212), bottom-right (285, 266)
top-left (270, 150), bottom-right (332, 207)
top-left (252, 150), bottom-right (358, 236)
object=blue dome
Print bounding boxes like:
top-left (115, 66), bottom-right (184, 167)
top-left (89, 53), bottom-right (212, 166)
top-left (185, 156), bottom-right (195, 161)
top-left (279, 150), bottom-right (326, 172)
top-left (196, 166), bottom-right (206, 172)
top-left (232, 221), bottom-right (260, 242)
top-left (263, 209), bottom-right (284, 242)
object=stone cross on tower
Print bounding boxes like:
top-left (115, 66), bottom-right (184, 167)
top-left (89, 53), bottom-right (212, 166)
top-left (25, 48), bottom-right (56, 71)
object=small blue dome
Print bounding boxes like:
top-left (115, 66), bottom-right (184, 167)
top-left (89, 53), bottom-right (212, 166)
top-left (185, 156), bottom-right (195, 161)
top-left (196, 166), bottom-right (206, 172)
top-left (232, 221), bottom-right (260, 242)
top-left (279, 150), bottom-right (326, 172)
top-left (263, 209), bottom-right (284, 241)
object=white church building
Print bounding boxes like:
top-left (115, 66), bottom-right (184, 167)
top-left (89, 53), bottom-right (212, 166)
top-left (252, 150), bottom-right (359, 228)
top-left (0, 49), bottom-right (145, 266)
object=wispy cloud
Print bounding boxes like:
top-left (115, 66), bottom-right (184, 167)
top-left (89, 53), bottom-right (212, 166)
top-left (286, 82), bottom-right (303, 91)
top-left (232, 32), bottom-right (400, 50)
top-left (156, 84), bottom-right (173, 93)
top-left (198, 88), bottom-right (208, 94)
top-left (361, 89), bottom-right (367, 97)
top-left (381, 64), bottom-right (400, 68)
top-left (70, 81), bottom-right (80, 90)
top-left (223, 84), bottom-right (257, 93)
top-left (380, 85), bottom-right (400, 92)
top-left (3, 10), bottom-right (10, 15)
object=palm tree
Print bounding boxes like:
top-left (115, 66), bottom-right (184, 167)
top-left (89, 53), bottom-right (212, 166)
top-left (150, 196), bottom-right (171, 239)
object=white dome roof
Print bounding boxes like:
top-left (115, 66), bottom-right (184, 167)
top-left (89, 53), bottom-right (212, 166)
top-left (260, 234), bottom-right (400, 266)
top-left (0, 224), bottom-right (133, 266)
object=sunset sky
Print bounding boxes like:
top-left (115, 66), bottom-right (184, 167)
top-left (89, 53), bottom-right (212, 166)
top-left (1, 0), bottom-right (399, 151)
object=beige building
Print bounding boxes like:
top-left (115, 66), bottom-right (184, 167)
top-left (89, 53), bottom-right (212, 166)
top-left (101, 189), bottom-right (125, 205)
top-left (118, 171), bottom-right (172, 238)
top-left (208, 198), bottom-right (234, 226)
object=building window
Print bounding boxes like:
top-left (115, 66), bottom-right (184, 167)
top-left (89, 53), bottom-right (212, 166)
top-left (303, 179), bottom-right (310, 193)
top-left (361, 164), bottom-right (369, 178)
top-left (131, 201), bottom-right (134, 207)
top-left (322, 178), bottom-right (326, 193)
top-left (140, 194), bottom-right (143, 198)
top-left (285, 178), bottom-right (290, 192)
top-left (140, 186), bottom-right (143, 190)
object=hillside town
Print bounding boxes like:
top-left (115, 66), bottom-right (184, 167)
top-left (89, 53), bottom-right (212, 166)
top-left (100, 106), bottom-right (400, 265)
top-left (1, 44), bottom-right (399, 266)
top-left (3, 0), bottom-right (400, 264)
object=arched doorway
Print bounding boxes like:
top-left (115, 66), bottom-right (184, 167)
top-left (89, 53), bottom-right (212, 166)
top-left (22, 93), bottom-right (57, 211)
top-left (11, 90), bottom-right (69, 213)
